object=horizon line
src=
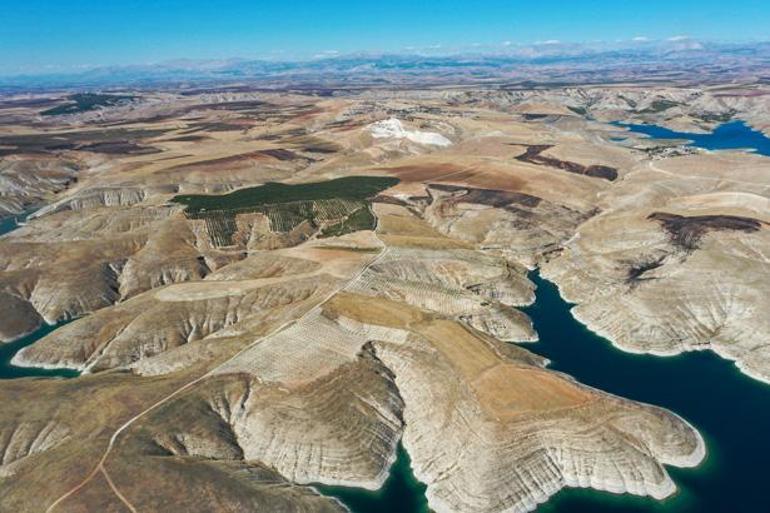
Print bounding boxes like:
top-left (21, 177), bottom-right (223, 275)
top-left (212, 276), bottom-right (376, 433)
top-left (4, 36), bottom-right (770, 79)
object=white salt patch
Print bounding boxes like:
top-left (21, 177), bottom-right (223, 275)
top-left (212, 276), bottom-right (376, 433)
top-left (368, 118), bottom-right (451, 147)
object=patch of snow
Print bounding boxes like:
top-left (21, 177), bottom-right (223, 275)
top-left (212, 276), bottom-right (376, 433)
top-left (368, 118), bottom-right (452, 147)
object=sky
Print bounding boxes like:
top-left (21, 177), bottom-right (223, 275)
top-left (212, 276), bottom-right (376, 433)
top-left (1, 0), bottom-right (769, 75)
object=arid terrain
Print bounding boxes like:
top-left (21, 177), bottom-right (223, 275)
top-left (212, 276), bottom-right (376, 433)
top-left (1, 80), bottom-right (769, 513)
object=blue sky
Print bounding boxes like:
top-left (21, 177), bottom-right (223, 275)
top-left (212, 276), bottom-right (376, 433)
top-left (1, 0), bottom-right (769, 74)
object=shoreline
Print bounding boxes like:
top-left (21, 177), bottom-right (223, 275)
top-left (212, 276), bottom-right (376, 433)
top-left (384, 270), bottom-right (709, 513)
top-left (9, 348), bottom-right (86, 373)
top-left (538, 268), bottom-right (770, 387)
top-left (0, 321), bottom-right (82, 378)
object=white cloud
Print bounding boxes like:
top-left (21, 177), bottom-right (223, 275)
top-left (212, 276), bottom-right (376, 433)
top-left (632, 36), bottom-right (649, 42)
top-left (502, 40), bottom-right (513, 47)
top-left (668, 35), bottom-right (690, 41)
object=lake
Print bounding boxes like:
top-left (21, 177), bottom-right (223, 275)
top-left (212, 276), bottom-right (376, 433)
top-left (0, 322), bottom-right (79, 379)
top-left (316, 444), bottom-right (430, 513)
top-left (2, 120), bottom-right (769, 509)
top-left (615, 120), bottom-right (770, 157)
top-left (0, 209), bottom-right (79, 379)
top-left (320, 270), bottom-right (770, 513)
top-left (321, 120), bottom-right (770, 513)
top-left (0, 212), bottom-right (26, 237)
top-left (524, 272), bottom-right (770, 513)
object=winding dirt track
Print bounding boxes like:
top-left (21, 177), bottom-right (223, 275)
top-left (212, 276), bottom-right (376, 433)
top-left (44, 240), bottom-right (390, 513)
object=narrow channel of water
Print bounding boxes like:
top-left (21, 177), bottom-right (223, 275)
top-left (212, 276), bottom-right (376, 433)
top-left (524, 272), bottom-right (770, 513)
top-left (0, 322), bottom-right (79, 379)
top-left (0, 215), bottom-right (19, 235)
top-left (1, 210), bottom-right (80, 379)
top-left (315, 444), bottom-right (429, 513)
top-left (322, 270), bottom-right (770, 513)
top-left (615, 119), bottom-right (770, 156)
top-left (0, 211), bottom-right (27, 237)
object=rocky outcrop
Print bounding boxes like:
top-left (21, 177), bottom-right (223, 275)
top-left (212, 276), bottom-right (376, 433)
top-left (0, 235), bottom-right (136, 342)
top-left (15, 274), bottom-right (339, 373)
top-left (216, 350), bottom-right (404, 489)
top-left (0, 290), bottom-right (43, 341)
top-left (542, 153), bottom-right (770, 383)
top-left (0, 157), bottom-right (79, 218)
top-left (118, 215), bottom-right (212, 299)
top-left (348, 247), bottom-right (536, 342)
top-left (375, 324), bottom-right (704, 513)
top-left (0, 421), bottom-right (71, 472)
top-left (319, 289), bottom-right (704, 513)
top-left (422, 184), bottom-right (596, 267)
top-left (30, 186), bottom-right (148, 218)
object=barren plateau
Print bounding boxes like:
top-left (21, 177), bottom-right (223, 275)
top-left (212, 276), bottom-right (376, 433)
top-left (1, 81), bottom-right (768, 513)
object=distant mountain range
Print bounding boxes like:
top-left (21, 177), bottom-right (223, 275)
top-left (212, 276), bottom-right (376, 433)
top-left (3, 39), bottom-right (770, 90)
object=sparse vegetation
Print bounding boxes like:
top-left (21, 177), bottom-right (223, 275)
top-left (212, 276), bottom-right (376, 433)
top-left (639, 99), bottom-right (680, 114)
top-left (172, 176), bottom-right (397, 214)
top-left (40, 93), bottom-right (136, 116)
top-left (320, 206), bottom-right (376, 238)
top-left (698, 110), bottom-right (736, 123)
top-left (172, 176), bottom-right (398, 246)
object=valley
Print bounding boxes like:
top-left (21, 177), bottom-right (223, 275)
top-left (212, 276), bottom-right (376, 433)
top-left (0, 81), bottom-right (768, 513)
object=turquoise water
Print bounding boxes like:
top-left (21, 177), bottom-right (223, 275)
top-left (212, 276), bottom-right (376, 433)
top-left (616, 120), bottom-right (770, 157)
top-left (324, 272), bottom-right (770, 513)
top-left (0, 212), bottom-right (25, 236)
top-left (0, 322), bottom-right (79, 379)
top-left (2, 120), bottom-right (769, 507)
top-left (316, 445), bottom-right (430, 513)
top-left (1, 209), bottom-right (79, 379)
top-left (0, 216), bottom-right (18, 235)
top-left (523, 272), bottom-right (770, 513)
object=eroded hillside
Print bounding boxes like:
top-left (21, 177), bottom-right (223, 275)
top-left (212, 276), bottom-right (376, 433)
top-left (1, 84), bottom-right (767, 512)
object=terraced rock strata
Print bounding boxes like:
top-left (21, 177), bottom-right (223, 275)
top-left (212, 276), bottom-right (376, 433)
top-left (2, 85), bottom-right (755, 513)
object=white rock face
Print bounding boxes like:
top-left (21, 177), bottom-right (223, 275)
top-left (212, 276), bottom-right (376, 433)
top-left (373, 327), bottom-right (705, 513)
top-left (348, 249), bottom-right (537, 342)
top-left (541, 153), bottom-right (770, 383)
top-left (368, 118), bottom-right (452, 147)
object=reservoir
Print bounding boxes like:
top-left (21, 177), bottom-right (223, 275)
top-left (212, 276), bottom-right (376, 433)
top-left (2, 120), bottom-right (770, 508)
top-left (616, 119), bottom-right (770, 156)
top-left (316, 445), bottom-right (429, 513)
top-left (0, 211), bottom-right (26, 236)
top-left (321, 271), bottom-right (770, 513)
top-left (525, 272), bottom-right (770, 513)
top-left (0, 322), bottom-right (79, 379)
top-left (323, 121), bottom-right (770, 512)
top-left (0, 211), bottom-right (79, 379)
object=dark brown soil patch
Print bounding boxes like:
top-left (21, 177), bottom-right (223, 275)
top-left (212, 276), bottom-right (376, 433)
top-left (0, 128), bottom-right (167, 157)
top-left (283, 135), bottom-right (341, 154)
top-left (648, 212), bottom-right (764, 252)
top-left (514, 144), bottom-right (618, 181)
top-left (257, 148), bottom-right (302, 161)
top-left (625, 255), bottom-right (667, 284)
top-left (429, 183), bottom-right (542, 209)
top-left (167, 135), bottom-right (210, 142)
top-left (163, 150), bottom-right (289, 173)
top-left (77, 141), bottom-right (161, 155)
